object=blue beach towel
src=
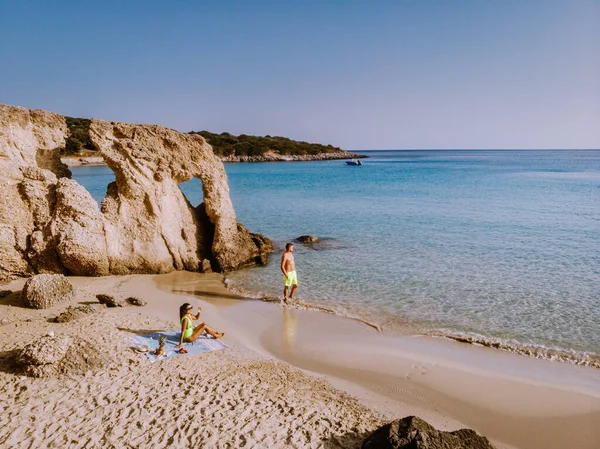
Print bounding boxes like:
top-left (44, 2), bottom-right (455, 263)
top-left (130, 330), bottom-right (227, 362)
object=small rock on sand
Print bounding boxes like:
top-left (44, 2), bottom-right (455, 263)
top-left (125, 296), bottom-right (147, 307)
top-left (96, 293), bottom-right (123, 308)
top-left (53, 305), bottom-right (96, 323)
top-left (17, 335), bottom-right (72, 367)
top-left (0, 289), bottom-right (12, 298)
top-left (21, 274), bottom-right (75, 309)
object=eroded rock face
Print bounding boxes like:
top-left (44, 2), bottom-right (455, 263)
top-left (52, 178), bottom-right (110, 276)
top-left (0, 104), bottom-right (271, 280)
top-left (89, 119), bottom-right (272, 272)
top-left (21, 274), bottom-right (75, 309)
top-left (361, 416), bottom-right (496, 449)
top-left (0, 105), bottom-right (69, 280)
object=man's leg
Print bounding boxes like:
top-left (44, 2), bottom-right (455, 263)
top-left (283, 286), bottom-right (288, 301)
top-left (289, 283), bottom-right (298, 300)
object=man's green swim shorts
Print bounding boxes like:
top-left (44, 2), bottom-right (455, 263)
top-left (284, 270), bottom-right (298, 287)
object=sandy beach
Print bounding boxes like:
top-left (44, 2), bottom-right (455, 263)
top-left (1, 272), bottom-right (598, 449)
top-left (2, 0), bottom-right (598, 447)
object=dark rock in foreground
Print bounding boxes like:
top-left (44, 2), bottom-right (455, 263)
top-left (297, 235), bottom-right (320, 244)
top-left (0, 289), bottom-right (12, 298)
top-left (362, 416), bottom-right (496, 449)
top-left (21, 274), bottom-right (74, 309)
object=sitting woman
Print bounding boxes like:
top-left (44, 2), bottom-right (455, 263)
top-left (175, 303), bottom-right (224, 353)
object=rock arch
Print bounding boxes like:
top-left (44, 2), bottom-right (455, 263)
top-left (0, 104), bottom-right (271, 281)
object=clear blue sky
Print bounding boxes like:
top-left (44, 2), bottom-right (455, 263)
top-left (0, 1), bottom-right (598, 149)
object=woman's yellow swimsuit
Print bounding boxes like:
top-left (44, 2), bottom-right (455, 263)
top-left (181, 315), bottom-right (194, 340)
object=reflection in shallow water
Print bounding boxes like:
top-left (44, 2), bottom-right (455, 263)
top-left (282, 307), bottom-right (298, 356)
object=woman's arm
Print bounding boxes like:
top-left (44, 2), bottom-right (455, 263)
top-left (175, 318), bottom-right (187, 348)
top-left (195, 306), bottom-right (202, 320)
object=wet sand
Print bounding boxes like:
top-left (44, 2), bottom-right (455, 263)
top-left (157, 271), bottom-right (600, 449)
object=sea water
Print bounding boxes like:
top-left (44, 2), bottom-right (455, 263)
top-left (71, 150), bottom-right (600, 366)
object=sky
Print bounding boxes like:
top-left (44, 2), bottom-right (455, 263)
top-left (0, 1), bottom-right (598, 150)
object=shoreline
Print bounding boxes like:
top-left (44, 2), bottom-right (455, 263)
top-left (225, 278), bottom-right (600, 370)
top-left (156, 271), bottom-right (600, 449)
top-left (1, 272), bottom-right (599, 448)
top-left (61, 150), bottom-right (366, 166)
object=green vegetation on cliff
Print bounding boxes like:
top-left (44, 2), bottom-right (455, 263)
top-left (64, 117), bottom-right (98, 155)
top-left (190, 131), bottom-right (343, 157)
top-left (61, 117), bottom-right (345, 158)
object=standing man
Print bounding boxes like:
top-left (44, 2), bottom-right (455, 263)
top-left (281, 243), bottom-right (298, 303)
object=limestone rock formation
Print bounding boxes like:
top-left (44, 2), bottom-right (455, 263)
top-left (88, 119), bottom-right (271, 272)
top-left (0, 104), bottom-right (271, 281)
top-left (361, 416), bottom-right (496, 449)
top-left (0, 105), bottom-right (69, 280)
top-left (21, 274), bottom-right (75, 309)
top-left (52, 178), bottom-right (110, 276)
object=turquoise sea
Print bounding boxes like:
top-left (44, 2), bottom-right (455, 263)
top-left (71, 150), bottom-right (600, 367)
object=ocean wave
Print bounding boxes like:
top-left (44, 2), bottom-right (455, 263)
top-left (427, 330), bottom-right (600, 369)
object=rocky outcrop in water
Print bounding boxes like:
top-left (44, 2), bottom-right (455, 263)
top-left (0, 104), bottom-right (272, 281)
top-left (362, 416), bottom-right (496, 449)
top-left (297, 235), bottom-right (320, 243)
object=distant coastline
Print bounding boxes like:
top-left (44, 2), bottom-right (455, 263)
top-left (61, 150), bottom-right (366, 166)
top-left (62, 119), bottom-right (366, 165)
top-left (219, 150), bottom-right (365, 163)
